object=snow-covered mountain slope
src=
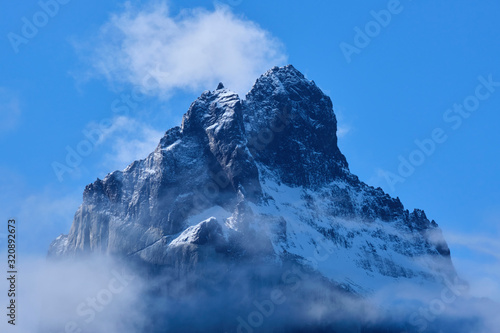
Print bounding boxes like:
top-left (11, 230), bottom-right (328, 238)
top-left (49, 65), bottom-right (455, 295)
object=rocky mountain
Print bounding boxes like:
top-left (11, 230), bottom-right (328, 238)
top-left (49, 65), bottom-right (460, 332)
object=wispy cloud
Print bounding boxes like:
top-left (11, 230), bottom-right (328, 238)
top-left (444, 230), bottom-right (500, 302)
top-left (0, 255), bottom-right (145, 333)
top-left (89, 116), bottom-right (163, 172)
top-left (80, 2), bottom-right (287, 98)
top-left (337, 125), bottom-right (351, 138)
top-left (0, 87), bottom-right (21, 132)
top-left (333, 107), bottom-right (351, 139)
top-left (447, 232), bottom-right (500, 260)
top-left (0, 179), bottom-right (81, 254)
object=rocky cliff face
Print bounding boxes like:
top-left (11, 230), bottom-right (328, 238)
top-left (50, 65), bottom-right (454, 294)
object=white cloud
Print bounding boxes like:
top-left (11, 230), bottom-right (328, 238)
top-left (446, 231), bottom-right (500, 260)
top-left (91, 116), bottom-right (164, 172)
top-left (333, 107), bottom-right (351, 139)
top-left (84, 2), bottom-right (287, 98)
top-left (0, 88), bottom-right (21, 131)
top-left (454, 256), bottom-right (500, 302)
top-left (445, 230), bottom-right (500, 302)
top-left (0, 181), bottom-right (81, 254)
top-left (0, 255), bottom-right (145, 333)
top-left (337, 125), bottom-right (351, 138)
top-left (19, 191), bottom-right (80, 228)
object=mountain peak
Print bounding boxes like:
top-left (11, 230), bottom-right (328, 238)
top-left (247, 64), bottom-right (316, 101)
top-left (263, 64), bottom-right (304, 78)
top-left (50, 65), bottom-right (455, 310)
top-left (243, 65), bottom-right (349, 186)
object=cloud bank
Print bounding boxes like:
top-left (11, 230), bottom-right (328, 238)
top-left (84, 2), bottom-right (287, 98)
top-left (1, 252), bottom-right (499, 333)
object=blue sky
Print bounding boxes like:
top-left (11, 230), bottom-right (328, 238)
top-left (0, 0), bottom-right (499, 300)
